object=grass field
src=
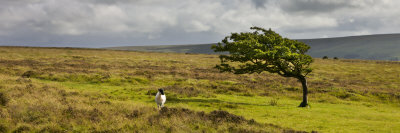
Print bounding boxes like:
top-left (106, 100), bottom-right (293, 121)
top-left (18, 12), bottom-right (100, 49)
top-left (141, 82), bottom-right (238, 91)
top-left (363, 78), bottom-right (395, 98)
top-left (0, 46), bottom-right (399, 132)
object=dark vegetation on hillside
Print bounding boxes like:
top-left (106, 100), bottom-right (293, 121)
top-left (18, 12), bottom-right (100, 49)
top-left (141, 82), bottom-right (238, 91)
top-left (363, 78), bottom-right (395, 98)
top-left (106, 34), bottom-right (400, 61)
top-left (299, 34), bottom-right (400, 61)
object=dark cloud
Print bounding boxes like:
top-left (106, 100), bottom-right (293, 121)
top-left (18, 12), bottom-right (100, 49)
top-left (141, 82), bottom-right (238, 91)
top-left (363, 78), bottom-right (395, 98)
top-left (251, 0), bottom-right (268, 8)
top-left (279, 0), bottom-right (353, 13)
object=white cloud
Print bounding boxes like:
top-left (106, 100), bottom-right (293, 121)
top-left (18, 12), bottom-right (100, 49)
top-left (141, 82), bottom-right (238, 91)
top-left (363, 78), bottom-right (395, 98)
top-left (0, 0), bottom-right (400, 46)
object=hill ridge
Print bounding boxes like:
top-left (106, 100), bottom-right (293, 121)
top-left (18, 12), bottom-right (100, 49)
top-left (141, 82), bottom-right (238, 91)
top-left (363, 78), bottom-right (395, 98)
top-left (106, 34), bottom-right (400, 61)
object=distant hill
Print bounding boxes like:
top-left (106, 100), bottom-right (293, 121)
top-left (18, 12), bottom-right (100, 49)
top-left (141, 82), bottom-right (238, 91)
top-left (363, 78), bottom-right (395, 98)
top-left (106, 44), bottom-right (217, 54)
top-left (106, 34), bottom-right (400, 61)
top-left (299, 34), bottom-right (400, 61)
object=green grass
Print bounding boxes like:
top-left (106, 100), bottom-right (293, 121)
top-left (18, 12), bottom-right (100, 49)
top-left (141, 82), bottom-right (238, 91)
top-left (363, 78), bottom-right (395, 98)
top-left (0, 46), bottom-right (400, 132)
top-left (39, 79), bottom-right (400, 132)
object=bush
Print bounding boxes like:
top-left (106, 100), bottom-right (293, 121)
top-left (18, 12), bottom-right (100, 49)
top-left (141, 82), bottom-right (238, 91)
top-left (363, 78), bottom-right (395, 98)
top-left (333, 57), bottom-right (339, 60)
top-left (21, 70), bottom-right (37, 78)
top-left (13, 124), bottom-right (31, 133)
top-left (0, 124), bottom-right (7, 133)
top-left (0, 92), bottom-right (9, 106)
top-left (322, 56), bottom-right (329, 59)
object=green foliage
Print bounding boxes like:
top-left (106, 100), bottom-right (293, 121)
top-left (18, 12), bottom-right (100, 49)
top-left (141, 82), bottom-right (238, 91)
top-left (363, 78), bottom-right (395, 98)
top-left (212, 26), bottom-right (313, 79)
top-left (212, 27), bottom-right (313, 107)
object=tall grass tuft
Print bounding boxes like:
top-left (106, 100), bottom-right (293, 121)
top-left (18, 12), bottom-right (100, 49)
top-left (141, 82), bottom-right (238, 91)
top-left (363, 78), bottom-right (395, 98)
top-left (269, 98), bottom-right (279, 106)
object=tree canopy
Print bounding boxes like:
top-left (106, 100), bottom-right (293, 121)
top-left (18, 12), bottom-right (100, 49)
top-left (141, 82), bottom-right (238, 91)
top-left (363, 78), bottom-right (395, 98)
top-left (212, 26), bottom-right (314, 107)
top-left (212, 27), bottom-right (313, 80)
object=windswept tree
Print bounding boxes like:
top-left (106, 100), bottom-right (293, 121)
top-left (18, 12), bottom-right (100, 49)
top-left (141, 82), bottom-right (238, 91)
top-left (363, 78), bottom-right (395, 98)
top-left (212, 27), bottom-right (313, 107)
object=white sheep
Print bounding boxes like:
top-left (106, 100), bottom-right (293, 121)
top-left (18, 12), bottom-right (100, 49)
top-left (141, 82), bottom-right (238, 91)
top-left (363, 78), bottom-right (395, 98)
top-left (155, 88), bottom-right (166, 109)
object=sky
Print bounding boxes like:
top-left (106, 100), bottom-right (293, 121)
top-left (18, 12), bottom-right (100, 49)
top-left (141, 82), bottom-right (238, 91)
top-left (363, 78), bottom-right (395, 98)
top-left (0, 0), bottom-right (400, 48)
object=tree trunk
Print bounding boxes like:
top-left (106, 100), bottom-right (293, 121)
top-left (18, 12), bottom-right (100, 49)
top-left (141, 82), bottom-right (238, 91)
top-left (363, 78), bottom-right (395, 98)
top-left (298, 77), bottom-right (309, 107)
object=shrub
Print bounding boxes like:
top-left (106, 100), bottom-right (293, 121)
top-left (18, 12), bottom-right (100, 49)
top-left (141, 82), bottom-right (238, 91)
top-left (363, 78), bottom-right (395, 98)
top-left (21, 70), bottom-right (37, 78)
top-left (208, 110), bottom-right (246, 123)
top-left (333, 57), bottom-right (339, 60)
top-left (0, 124), bottom-right (7, 133)
top-left (0, 92), bottom-right (9, 106)
top-left (13, 124), bottom-right (31, 133)
top-left (322, 56), bottom-right (329, 59)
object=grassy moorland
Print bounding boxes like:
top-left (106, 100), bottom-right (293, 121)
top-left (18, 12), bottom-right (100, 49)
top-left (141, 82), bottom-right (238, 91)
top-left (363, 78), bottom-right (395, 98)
top-left (0, 46), bottom-right (399, 132)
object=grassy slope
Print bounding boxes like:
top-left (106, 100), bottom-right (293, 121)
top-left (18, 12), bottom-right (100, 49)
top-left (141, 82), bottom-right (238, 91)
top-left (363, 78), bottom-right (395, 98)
top-left (0, 47), bottom-right (400, 132)
top-left (106, 34), bottom-right (400, 60)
